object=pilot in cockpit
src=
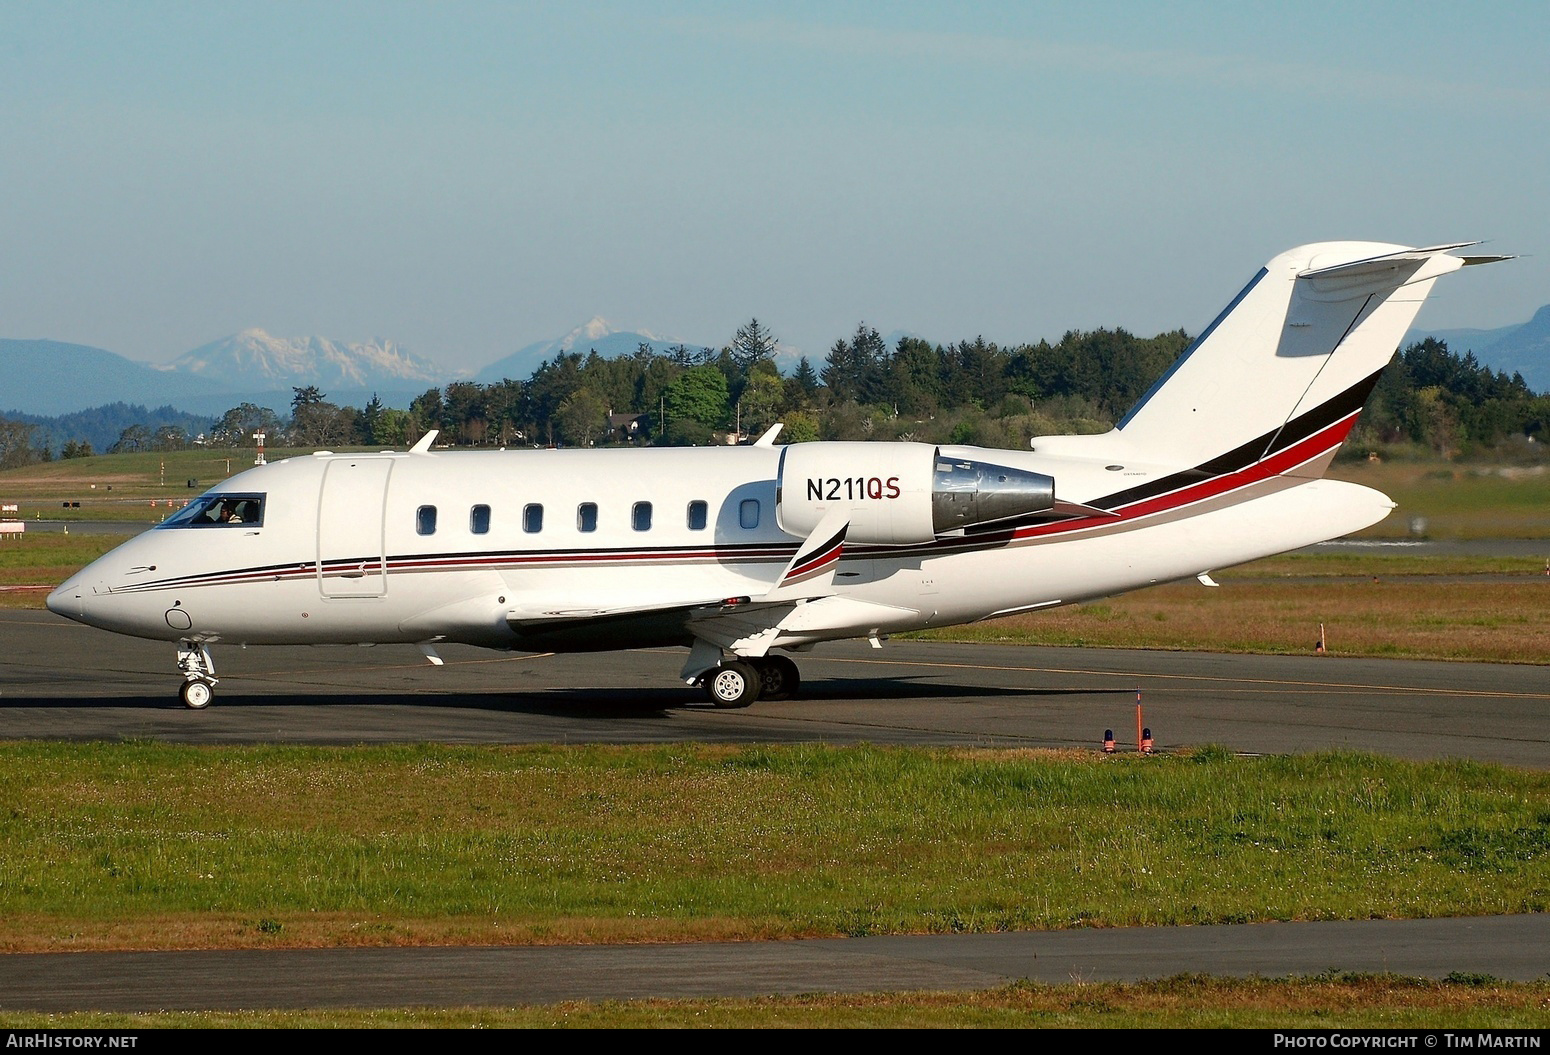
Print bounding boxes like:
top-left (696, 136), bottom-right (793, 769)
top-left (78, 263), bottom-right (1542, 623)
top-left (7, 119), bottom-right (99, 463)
top-left (216, 499), bottom-right (243, 524)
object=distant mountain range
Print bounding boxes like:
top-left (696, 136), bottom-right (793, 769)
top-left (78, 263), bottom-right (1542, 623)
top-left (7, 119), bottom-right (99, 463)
top-left (1, 339), bottom-right (235, 417)
top-left (0, 321), bottom-right (714, 419)
top-left (0, 332), bottom-right (446, 419)
top-left (474, 317), bottom-right (710, 384)
top-left (3, 306), bottom-right (1546, 423)
top-left (1404, 305), bottom-right (1550, 392)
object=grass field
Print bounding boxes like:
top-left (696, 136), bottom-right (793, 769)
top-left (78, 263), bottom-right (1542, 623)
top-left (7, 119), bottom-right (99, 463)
top-left (3, 743), bottom-right (1545, 953)
top-left (1329, 460), bottom-right (1550, 539)
top-left (0, 446), bottom-right (326, 523)
top-left (921, 570), bottom-right (1550, 663)
top-left (2, 743), bottom-right (1547, 1027)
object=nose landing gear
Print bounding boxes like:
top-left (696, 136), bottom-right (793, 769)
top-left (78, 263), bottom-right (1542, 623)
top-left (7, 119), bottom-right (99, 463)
top-left (176, 641), bottom-right (218, 709)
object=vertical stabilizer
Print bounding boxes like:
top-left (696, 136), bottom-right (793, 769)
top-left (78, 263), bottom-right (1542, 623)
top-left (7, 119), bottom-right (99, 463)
top-left (1113, 242), bottom-right (1487, 477)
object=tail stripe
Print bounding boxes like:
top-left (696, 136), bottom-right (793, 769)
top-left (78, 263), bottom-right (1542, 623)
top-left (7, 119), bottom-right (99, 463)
top-left (1097, 367), bottom-right (1382, 511)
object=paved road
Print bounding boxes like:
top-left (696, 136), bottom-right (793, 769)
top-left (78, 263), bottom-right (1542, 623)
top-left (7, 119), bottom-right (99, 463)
top-left (2, 609), bottom-right (1546, 1011)
top-left (1, 915), bottom-right (1546, 1012)
top-left (2, 610), bottom-right (1545, 766)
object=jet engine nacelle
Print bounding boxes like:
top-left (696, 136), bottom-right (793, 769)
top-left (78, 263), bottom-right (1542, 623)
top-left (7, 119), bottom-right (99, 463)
top-left (776, 442), bottom-right (1057, 545)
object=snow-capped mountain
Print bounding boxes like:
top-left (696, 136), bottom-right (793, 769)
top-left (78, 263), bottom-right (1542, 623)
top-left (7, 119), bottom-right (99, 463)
top-left (169, 328), bottom-right (445, 391)
top-left (475, 317), bottom-right (710, 383)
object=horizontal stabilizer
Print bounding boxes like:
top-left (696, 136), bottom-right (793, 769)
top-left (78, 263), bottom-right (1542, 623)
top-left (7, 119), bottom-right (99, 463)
top-left (1296, 241), bottom-right (1481, 280)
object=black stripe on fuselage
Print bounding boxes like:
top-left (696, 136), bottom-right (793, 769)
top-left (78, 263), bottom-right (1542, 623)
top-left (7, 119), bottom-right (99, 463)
top-left (1094, 366), bottom-right (1384, 511)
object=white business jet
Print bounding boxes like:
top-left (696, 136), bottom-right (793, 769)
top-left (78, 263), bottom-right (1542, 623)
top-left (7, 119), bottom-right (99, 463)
top-left (49, 241), bottom-right (1506, 709)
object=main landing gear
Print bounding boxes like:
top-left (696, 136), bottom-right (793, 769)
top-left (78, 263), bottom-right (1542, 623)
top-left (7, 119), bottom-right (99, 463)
top-left (701, 655), bottom-right (801, 708)
top-left (175, 640), bottom-right (218, 709)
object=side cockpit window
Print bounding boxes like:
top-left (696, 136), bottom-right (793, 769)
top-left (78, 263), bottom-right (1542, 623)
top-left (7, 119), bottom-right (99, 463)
top-left (161, 493), bottom-right (266, 529)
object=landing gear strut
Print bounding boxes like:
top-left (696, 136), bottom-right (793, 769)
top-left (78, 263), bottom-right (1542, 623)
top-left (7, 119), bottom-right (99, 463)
top-left (176, 640), bottom-right (217, 709)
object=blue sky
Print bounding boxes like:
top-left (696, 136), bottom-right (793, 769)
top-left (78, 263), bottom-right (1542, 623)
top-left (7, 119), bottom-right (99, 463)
top-left (3, 1), bottom-right (1546, 373)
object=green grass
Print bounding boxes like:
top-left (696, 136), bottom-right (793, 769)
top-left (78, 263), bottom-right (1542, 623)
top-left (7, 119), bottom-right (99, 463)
top-left (1330, 461), bottom-right (1550, 538)
top-left (0, 533), bottom-right (131, 586)
top-left (1224, 552), bottom-right (1547, 578)
top-left (0, 447), bottom-right (317, 522)
top-left (4, 743), bottom-right (1548, 1026)
top-left (3, 743), bottom-right (1545, 952)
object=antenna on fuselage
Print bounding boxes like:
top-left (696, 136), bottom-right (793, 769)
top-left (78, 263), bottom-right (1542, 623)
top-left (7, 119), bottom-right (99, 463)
top-left (409, 430), bottom-right (439, 454)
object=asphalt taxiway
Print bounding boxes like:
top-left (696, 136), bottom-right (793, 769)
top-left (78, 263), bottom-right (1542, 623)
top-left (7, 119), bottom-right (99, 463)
top-left (1, 609), bottom-right (1545, 1011)
top-left (2, 609), bottom-right (1545, 767)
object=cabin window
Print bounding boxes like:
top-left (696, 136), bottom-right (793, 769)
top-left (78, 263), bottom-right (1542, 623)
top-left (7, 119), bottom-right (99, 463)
top-left (470, 504), bottom-right (491, 534)
top-left (687, 500), bottom-right (708, 531)
top-left (417, 505), bottom-right (438, 535)
top-left (524, 504), bottom-right (543, 533)
top-left (739, 499), bottom-right (760, 529)
top-left (160, 493), bottom-right (266, 529)
top-left (577, 502), bottom-right (598, 533)
top-left (632, 501), bottom-right (652, 531)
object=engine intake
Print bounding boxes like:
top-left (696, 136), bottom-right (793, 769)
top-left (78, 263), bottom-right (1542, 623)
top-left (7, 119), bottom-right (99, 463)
top-left (777, 442), bottom-right (1057, 545)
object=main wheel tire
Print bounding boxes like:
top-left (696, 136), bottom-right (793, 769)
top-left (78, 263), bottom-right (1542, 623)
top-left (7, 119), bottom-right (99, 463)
top-left (754, 655), bottom-right (801, 700)
top-left (180, 679), bottom-right (214, 710)
top-left (704, 661), bottom-right (761, 708)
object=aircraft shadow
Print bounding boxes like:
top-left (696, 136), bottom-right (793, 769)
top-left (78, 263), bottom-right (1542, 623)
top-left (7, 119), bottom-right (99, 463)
top-left (0, 678), bottom-right (1128, 719)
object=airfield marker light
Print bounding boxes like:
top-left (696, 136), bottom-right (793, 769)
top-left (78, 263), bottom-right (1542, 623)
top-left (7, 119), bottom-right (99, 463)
top-left (1136, 690), bottom-right (1143, 753)
top-left (1103, 729), bottom-right (1115, 754)
top-left (1316, 623), bottom-right (1326, 654)
top-left (1141, 728), bottom-right (1154, 755)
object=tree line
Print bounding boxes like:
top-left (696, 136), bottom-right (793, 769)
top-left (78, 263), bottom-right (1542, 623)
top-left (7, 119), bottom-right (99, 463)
top-left (1, 324), bottom-right (1546, 471)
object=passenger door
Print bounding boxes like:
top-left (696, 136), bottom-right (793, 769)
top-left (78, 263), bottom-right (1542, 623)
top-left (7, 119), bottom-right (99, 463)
top-left (317, 457), bottom-right (393, 597)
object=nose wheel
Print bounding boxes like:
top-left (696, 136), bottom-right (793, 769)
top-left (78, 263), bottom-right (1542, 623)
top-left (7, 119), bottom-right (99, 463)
top-left (180, 679), bottom-right (214, 709)
top-left (175, 641), bottom-right (219, 709)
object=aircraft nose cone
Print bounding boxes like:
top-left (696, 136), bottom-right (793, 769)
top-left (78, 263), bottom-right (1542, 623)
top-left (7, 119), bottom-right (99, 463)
top-left (46, 577), bottom-right (84, 621)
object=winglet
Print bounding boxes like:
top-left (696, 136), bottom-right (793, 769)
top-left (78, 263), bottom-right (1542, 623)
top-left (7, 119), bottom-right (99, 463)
top-left (409, 429), bottom-right (439, 454)
top-left (753, 423), bottom-right (784, 446)
top-left (761, 508), bottom-right (848, 601)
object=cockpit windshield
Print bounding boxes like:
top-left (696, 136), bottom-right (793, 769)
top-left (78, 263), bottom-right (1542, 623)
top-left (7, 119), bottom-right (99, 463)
top-left (161, 493), bottom-right (266, 529)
